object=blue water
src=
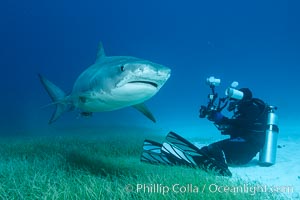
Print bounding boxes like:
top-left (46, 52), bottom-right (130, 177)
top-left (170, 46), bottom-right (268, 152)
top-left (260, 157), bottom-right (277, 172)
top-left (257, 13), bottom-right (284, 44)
top-left (1, 0), bottom-right (299, 136)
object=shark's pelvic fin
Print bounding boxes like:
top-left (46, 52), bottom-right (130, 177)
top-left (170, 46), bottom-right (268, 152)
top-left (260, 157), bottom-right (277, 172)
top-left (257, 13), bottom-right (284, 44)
top-left (38, 74), bottom-right (70, 124)
top-left (95, 41), bottom-right (106, 63)
top-left (133, 103), bottom-right (156, 123)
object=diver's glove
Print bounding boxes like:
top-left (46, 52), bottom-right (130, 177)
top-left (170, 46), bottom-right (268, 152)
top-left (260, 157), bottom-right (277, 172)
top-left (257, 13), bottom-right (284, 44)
top-left (208, 111), bottom-right (224, 123)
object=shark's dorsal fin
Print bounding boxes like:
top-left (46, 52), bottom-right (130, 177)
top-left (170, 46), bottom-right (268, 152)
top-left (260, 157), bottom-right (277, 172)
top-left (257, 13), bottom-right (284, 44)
top-left (95, 42), bottom-right (106, 63)
top-left (133, 103), bottom-right (156, 123)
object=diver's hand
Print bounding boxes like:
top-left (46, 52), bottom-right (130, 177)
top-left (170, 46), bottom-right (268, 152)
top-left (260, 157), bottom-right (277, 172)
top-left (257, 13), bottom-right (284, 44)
top-left (208, 111), bottom-right (224, 123)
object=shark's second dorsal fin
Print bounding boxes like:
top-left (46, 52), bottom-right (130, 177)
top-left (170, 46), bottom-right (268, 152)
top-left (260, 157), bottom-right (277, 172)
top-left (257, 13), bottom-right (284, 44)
top-left (95, 42), bottom-right (106, 63)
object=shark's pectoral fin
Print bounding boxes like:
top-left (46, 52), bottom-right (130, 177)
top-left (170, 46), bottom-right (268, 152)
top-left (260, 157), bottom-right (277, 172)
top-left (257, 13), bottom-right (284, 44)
top-left (133, 103), bottom-right (156, 123)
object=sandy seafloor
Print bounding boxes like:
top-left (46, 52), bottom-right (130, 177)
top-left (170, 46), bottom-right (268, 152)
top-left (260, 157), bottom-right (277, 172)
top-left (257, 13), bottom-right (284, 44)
top-left (194, 131), bottom-right (300, 199)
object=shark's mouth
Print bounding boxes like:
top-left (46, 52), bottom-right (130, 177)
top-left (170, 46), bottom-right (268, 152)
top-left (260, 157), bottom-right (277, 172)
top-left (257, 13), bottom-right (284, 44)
top-left (128, 81), bottom-right (158, 88)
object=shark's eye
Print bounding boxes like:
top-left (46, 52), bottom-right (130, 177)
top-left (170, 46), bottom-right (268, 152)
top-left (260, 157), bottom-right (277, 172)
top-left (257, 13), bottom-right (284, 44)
top-left (120, 65), bottom-right (125, 72)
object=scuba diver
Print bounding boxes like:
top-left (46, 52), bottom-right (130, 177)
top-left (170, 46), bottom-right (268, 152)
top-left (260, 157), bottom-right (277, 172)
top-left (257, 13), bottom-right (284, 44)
top-left (199, 87), bottom-right (267, 166)
top-left (140, 76), bottom-right (279, 177)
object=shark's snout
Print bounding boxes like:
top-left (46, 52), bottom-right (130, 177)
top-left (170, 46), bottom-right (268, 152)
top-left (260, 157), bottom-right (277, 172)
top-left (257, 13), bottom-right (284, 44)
top-left (116, 62), bottom-right (171, 89)
top-left (158, 67), bottom-right (171, 79)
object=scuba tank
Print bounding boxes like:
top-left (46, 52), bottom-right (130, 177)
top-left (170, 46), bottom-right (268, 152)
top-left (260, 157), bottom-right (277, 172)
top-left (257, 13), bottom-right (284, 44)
top-left (259, 106), bottom-right (279, 166)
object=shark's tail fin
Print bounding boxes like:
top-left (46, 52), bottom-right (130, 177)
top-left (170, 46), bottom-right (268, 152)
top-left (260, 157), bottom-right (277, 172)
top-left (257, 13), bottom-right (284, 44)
top-left (38, 74), bottom-right (71, 124)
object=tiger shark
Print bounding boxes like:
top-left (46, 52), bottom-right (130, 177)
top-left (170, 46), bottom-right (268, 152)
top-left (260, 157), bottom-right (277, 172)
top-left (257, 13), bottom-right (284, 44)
top-left (39, 42), bottom-right (171, 124)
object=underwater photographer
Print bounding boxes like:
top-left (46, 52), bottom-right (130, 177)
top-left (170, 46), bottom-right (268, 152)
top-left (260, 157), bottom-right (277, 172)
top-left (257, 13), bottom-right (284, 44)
top-left (141, 76), bottom-right (279, 176)
top-left (199, 76), bottom-right (278, 167)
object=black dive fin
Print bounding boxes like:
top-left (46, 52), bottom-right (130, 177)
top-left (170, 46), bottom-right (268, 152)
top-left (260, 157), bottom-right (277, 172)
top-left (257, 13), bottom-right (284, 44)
top-left (141, 140), bottom-right (173, 165)
top-left (166, 132), bottom-right (232, 177)
top-left (161, 142), bottom-right (198, 167)
top-left (142, 140), bottom-right (162, 153)
top-left (165, 131), bottom-right (202, 156)
top-left (141, 139), bottom-right (196, 167)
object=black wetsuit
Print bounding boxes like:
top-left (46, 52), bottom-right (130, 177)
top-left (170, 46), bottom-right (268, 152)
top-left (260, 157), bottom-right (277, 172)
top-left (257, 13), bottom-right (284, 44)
top-left (200, 98), bottom-right (268, 165)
